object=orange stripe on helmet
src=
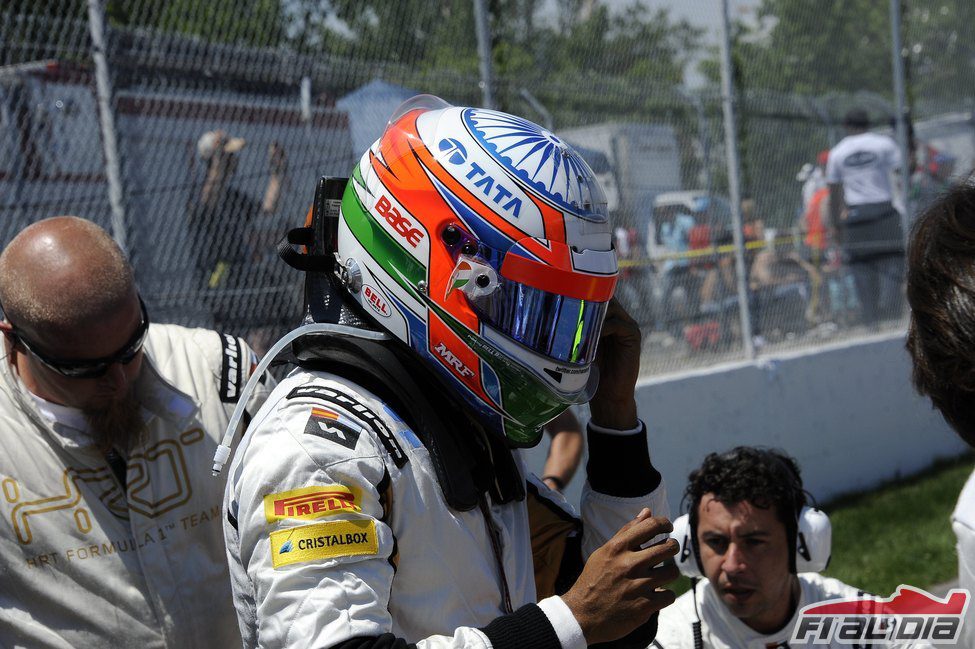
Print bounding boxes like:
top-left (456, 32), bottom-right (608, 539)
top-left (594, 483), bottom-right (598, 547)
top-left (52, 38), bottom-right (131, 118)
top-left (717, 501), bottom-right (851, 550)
top-left (501, 243), bottom-right (617, 302)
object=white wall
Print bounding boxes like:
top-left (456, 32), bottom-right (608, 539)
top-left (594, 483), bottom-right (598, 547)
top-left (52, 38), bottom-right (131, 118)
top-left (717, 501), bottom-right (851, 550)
top-left (523, 331), bottom-right (969, 517)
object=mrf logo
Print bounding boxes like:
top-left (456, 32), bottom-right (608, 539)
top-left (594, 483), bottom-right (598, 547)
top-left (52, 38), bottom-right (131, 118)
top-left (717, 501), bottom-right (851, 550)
top-left (362, 285), bottom-right (391, 318)
top-left (263, 485), bottom-right (361, 523)
top-left (434, 341), bottom-right (474, 378)
top-left (375, 195), bottom-right (424, 248)
top-left (438, 138), bottom-right (523, 219)
top-left (792, 585), bottom-right (969, 645)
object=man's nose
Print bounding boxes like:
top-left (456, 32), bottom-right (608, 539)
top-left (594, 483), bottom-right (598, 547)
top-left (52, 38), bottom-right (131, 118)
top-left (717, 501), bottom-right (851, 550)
top-left (102, 363), bottom-right (129, 396)
top-left (721, 543), bottom-right (747, 574)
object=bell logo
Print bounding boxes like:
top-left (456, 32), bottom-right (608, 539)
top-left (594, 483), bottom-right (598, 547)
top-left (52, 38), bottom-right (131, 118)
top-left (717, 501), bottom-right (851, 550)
top-left (363, 285), bottom-right (391, 318)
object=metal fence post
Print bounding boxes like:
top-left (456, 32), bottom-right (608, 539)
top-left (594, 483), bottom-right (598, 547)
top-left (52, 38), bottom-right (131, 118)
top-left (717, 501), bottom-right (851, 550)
top-left (472, 0), bottom-right (495, 110)
top-left (889, 0), bottom-right (911, 249)
top-left (86, 0), bottom-right (129, 254)
top-left (719, 0), bottom-right (755, 358)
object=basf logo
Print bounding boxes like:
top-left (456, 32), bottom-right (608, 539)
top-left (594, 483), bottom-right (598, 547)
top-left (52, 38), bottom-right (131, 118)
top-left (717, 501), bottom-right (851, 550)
top-left (792, 585), bottom-right (969, 645)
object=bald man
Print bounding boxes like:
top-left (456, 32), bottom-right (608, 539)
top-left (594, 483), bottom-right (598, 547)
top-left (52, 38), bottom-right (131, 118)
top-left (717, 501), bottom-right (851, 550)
top-left (0, 217), bottom-right (273, 648)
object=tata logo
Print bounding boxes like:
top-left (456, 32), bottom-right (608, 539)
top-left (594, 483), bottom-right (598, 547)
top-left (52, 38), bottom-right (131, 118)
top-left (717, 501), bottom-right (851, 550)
top-left (362, 284), bottom-right (391, 318)
top-left (439, 142), bottom-right (523, 219)
top-left (434, 342), bottom-right (474, 378)
top-left (438, 138), bottom-right (468, 165)
top-left (375, 195), bottom-right (424, 248)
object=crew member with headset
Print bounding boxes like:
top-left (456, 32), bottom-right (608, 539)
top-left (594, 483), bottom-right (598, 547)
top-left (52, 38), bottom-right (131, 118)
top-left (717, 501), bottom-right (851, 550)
top-left (652, 447), bottom-right (881, 649)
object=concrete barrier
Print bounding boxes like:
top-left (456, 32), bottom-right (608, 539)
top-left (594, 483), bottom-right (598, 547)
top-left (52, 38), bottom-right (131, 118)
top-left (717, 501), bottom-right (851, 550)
top-left (523, 331), bottom-right (968, 517)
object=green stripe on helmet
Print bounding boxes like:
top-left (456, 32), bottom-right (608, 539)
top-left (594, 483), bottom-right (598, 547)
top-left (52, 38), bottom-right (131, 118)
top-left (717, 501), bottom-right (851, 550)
top-left (341, 167), bottom-right (426, 295)
top-left (425, 298), bottom-right (569, 446)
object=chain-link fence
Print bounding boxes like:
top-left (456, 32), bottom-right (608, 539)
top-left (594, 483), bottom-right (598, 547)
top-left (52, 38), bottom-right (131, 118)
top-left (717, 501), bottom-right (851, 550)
top-left (2, 0), bottom-right (971, 373)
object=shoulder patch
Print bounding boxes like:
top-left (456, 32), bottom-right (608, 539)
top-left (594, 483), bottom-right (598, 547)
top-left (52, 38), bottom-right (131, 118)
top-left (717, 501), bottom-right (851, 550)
top-left (304, 406), bottom-right (363, 451)
top-left (264, 485), bottom-right (362, 524)
top-left (287, 386), bottom-right (408, 468)
top-left (219, 333), bottom-right (243, 403)
top-left (270, 519), bottom-right (378, 568)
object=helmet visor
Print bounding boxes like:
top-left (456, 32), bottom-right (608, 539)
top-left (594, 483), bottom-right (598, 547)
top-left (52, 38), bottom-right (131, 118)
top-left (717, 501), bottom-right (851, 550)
top-left (466, 271), bottom-right (608, 366)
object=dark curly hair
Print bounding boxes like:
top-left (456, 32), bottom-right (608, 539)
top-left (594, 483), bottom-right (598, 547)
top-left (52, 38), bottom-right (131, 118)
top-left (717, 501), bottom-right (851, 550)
top-left (684, 447), bottom-right (806, 551)
top-left (906, 182), bottom-right (975, 447)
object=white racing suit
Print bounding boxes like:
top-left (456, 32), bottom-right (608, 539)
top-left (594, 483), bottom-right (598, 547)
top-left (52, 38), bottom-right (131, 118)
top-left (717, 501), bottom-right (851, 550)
top-left (0, 324), bottom-right (273, 649)
top-left (652, 573), bottom-right (928, 649)
top-left (224, 363), bottom-right (670, 649)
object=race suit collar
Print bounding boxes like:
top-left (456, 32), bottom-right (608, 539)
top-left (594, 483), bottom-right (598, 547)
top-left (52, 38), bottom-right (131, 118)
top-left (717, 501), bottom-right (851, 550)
top-left (292, 332), bottom-right (525, 511)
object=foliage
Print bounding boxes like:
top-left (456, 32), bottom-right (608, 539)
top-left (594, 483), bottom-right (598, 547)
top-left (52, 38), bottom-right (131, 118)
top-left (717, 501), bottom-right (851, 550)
top-left (726, 0), bottom-right (975, 109)
top-left (106, 0), bottom-right (287, 47)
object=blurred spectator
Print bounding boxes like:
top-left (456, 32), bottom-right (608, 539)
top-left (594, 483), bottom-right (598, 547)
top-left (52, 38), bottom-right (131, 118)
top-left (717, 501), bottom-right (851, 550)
top-left (614, 225), bottom-right (655, 328)
top-left (189, 130), bottom-right (287, 335)
top-left (910, 145), bottom-right (956, 215)
top-left (799, 150), bottom-right (830, 213)
top-left (656, 205), bottom-right (699, 336)
top-left (826, 109), bottom-right (905, 327)
top-left (748, 227), bottom-right (818, 342)
top-left (614, 225), bottom-right (632, 260)
top-left (905, 182), bottom-right (975, 649)
top-left (541, 408), bottom-right (583, 493)
top-left (822, 246), bottom-right (860, 328)
top-left (798, 151), bottom-right (833, 324)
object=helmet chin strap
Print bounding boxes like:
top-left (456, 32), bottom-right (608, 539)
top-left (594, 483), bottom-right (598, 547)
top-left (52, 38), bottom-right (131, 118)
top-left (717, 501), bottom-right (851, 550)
top-left (210, 323), bottom-right (390, 477)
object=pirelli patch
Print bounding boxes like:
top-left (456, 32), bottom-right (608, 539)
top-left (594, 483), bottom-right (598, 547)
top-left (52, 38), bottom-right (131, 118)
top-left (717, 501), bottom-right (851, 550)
top-left (263, 485), bottom-right (362, 524)
top-left (270, 519), bottom-right (378, 568)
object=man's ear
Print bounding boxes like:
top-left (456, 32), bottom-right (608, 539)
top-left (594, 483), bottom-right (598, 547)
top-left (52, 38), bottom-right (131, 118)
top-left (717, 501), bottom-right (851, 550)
top-left (0, 322), bottom-right (21, 354)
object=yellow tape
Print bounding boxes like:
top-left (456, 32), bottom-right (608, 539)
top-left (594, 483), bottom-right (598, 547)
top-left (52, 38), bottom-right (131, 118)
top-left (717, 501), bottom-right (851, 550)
top-left (270, 519), bottom-right (378, 568)
top-left (619, 234), bottom-right (799, 268)
top-left (263, 485), bottom-right (362, 524)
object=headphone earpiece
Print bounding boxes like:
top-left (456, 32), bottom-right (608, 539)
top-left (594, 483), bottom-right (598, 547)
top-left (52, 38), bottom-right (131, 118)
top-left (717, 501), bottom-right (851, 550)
top-left (795, 506), bottom-right (831, 572)
top-left (670, 506), bottom-right (832, 578)
top-left (672, 513), bottom-right (703, 579)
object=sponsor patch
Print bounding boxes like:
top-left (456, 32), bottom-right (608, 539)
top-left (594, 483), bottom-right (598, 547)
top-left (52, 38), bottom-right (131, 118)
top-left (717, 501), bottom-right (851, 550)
top-left (303, 406), bottom-right (362, 451)
top-left (270, 519), bottom-right (378, 568)
top-left (219, 333), bottom-right (243, 403)
top-left (263, 485), bottom-right (361, 524)
top-left (362, 284), bottom-right (392, 318)
top-left (287, 386), bottom-right (408, 468)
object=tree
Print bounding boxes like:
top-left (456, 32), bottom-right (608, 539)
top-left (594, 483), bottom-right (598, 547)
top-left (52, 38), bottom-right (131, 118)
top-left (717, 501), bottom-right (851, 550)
top-left (697, 0), bottom-right (975, 225)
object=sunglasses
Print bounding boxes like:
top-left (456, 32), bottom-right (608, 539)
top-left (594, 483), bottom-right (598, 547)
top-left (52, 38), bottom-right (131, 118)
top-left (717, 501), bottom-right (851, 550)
top-left (6, 297), bottom-right (150, 379)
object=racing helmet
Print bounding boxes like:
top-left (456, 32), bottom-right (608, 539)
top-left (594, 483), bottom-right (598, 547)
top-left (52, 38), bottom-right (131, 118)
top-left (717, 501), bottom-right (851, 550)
top-left (337, 95), bottom-right (618, 446)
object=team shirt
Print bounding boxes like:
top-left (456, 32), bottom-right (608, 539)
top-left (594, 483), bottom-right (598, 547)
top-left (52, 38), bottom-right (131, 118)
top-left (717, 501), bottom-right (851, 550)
top-left (826, 132), bottom-right (902, 206)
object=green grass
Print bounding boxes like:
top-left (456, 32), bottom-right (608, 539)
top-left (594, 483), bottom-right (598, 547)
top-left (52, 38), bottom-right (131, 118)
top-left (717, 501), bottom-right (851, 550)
top-left (670, 452), bottom-right (973, 597)
top-left (822, 452), bottom-right (973, 594)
